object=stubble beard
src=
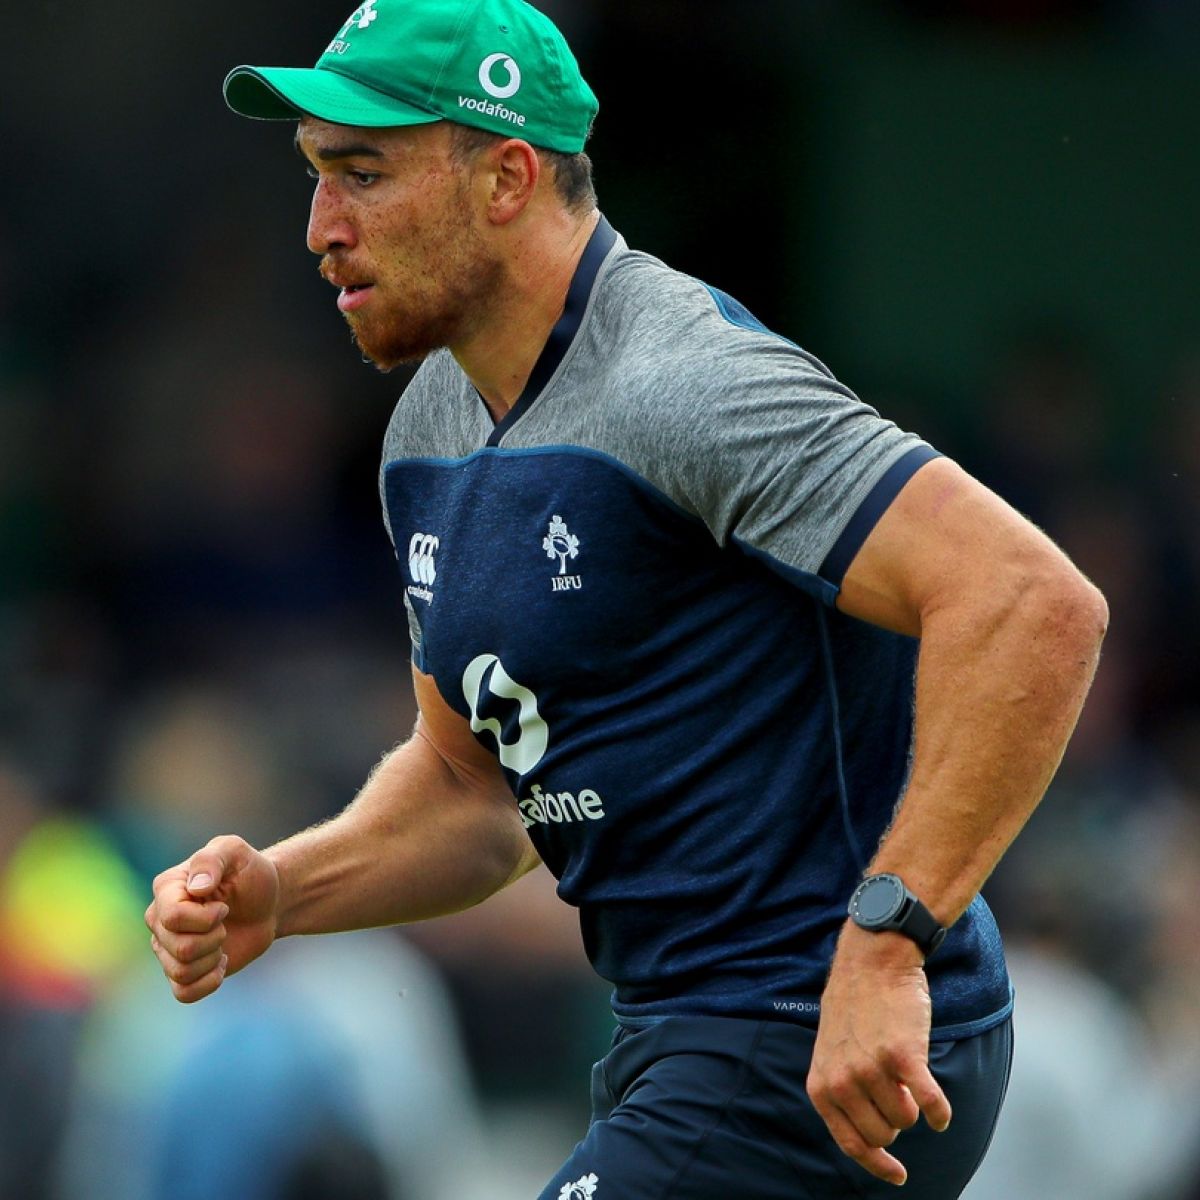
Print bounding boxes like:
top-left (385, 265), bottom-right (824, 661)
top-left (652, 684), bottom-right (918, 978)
top-left (343, 193), bottom-right (505, 372)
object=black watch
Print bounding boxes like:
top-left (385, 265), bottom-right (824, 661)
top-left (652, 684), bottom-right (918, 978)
top-left (848, 873), bottom-right (948, 959)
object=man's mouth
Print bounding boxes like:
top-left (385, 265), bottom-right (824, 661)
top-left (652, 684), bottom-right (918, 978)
top-left (336, 282), bottom-right (376, 313)
top-left (322, 263), bottom-right (376, 311)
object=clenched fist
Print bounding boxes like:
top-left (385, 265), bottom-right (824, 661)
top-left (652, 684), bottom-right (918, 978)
top-left (145, 834), bottom-right (280, 1003)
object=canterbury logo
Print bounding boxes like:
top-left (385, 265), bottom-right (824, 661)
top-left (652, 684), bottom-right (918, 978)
top-left (408, 533), bottom-right (439, 586)
top-left (461, 654), bottom-right (548, 776)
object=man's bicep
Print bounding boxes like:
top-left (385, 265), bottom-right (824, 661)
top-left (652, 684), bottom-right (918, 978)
top-left (410, 666), bottom-right (542, 878)
top-left (411, 664), bottom-right (508, 790)
top-left (835, 457), bottom-right (1074, 637)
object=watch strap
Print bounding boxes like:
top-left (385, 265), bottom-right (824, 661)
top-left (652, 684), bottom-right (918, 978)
top-left (896, 891), bottom-right (948, 958)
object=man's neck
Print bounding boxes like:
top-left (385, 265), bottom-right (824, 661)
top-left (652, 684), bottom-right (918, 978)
top-left (451, 208), bottom-right (601, 423)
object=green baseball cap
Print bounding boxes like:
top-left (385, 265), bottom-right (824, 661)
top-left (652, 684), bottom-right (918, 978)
top-left (223, 0), bottom-right (598, 154)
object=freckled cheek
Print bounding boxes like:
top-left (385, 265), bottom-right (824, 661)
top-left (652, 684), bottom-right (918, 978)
top-left (362, 220), bottom-right (410, 274)
top-left (361, 205), bottom-right (434, 272)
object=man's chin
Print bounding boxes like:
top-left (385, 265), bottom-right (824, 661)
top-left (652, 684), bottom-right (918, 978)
top-left (348, 326), bottom-right (432, 372)
top-left (347, 318), bottom-right (444, 373)
top-left (354, 339), bottom-right (431, 373)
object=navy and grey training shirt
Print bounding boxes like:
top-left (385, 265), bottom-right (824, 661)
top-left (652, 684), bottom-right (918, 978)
top-left (379, 217), bottom-right (1011, 1038)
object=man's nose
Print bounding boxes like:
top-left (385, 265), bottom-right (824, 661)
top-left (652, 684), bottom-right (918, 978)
top-left (307, 179), bottom-right (357, 255)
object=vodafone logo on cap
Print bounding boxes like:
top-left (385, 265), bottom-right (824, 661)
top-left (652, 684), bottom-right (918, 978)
top-left (479, 52), bottom-right (522, 99)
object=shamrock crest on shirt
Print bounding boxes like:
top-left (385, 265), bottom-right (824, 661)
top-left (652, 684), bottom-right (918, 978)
top-left (559, 1174), bottom-right (598, 1200)
top-left (543, 514), bottom-right (581, 575)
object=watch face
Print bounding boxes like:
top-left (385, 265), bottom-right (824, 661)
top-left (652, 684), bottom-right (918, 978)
top-left (854, 875), bottom-right (905, 925)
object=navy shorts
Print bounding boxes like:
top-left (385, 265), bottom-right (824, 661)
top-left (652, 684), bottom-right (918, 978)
top-left (539, 1014), bottom-right (1013, 1200)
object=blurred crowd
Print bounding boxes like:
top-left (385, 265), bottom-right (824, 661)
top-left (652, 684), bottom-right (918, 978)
top-left (3, 1), bottom-right (1199, 1198)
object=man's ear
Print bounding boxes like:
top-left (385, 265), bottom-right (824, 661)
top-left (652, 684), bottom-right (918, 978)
top-left (486, 139), bottom-right (541, 225)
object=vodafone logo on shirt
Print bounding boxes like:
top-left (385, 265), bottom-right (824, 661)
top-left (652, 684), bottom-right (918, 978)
top-left (462, 653), bottom-right (547, 774)
top-left (460, 654), bottom-right (606, 829)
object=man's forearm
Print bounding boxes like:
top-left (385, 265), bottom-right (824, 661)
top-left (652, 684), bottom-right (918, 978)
top-left (267, 731), bottom-right (535, 937)
top-left (810, 461), bottom-right (1106, 1186)
top-left (869, 562), bottom-right (1108, 927)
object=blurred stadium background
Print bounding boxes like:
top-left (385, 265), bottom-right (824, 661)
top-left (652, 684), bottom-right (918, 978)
top-left (2, 1), bottom-right (1199, 1197)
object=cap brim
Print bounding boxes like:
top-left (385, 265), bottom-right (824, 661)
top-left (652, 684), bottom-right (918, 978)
top-left (223, 65), bottom-right (444, 128)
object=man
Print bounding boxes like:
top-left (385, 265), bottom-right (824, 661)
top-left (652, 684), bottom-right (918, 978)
top-left (145, 2), bottom-right (1108, 1196)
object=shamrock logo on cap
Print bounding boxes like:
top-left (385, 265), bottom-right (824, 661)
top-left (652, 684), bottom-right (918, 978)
top-left (339, 0), bottom-right (379, 38)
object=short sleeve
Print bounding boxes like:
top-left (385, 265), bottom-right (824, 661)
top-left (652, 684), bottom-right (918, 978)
top-left (661, 305), bottom-right (938, 598)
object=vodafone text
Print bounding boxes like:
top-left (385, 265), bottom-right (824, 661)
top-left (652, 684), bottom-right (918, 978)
top-left (457, 96), bottom-right (527, 128)
top-left (519, 782), bottom-right (605, 828)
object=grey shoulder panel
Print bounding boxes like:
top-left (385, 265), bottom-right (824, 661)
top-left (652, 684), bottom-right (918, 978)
top-left (378, 350), bottom-right (487, 545)
top-left (500, 248), bottom-right (930, 578)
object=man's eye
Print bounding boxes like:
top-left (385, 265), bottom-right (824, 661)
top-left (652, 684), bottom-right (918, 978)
top-left (350, 170), bottom-right (380, 186)
top-left (306, 166), bottom-right (319, 180)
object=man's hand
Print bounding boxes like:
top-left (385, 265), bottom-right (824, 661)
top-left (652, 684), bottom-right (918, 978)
top-left (144, 834), bottom-right (280, 1003)
top-left (807, 926), bottom-right (952, 1187)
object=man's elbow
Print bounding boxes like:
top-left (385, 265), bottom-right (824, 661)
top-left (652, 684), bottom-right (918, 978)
top-left (1075, 576), bottom-right (1109, 647)
top-left (1024, 556), bottom-right (1109, 665)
